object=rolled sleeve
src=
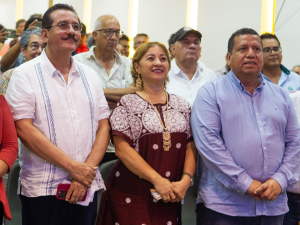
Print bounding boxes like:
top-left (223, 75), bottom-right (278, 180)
top-left (191, 84), bottom-right (253, 194)
top-left (5, 68), bottom-right (35, 121)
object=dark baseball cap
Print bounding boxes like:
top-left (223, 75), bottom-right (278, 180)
top-left (173, 27), bottom-right (202, 43)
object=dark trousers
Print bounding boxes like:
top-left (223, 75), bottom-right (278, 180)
top-left (196, 203), bottom-right (284, 225)
top-left (283, 192), bottom-right (300, 225)
top-left (20, 193), bottom-right (97, 225)
top-left (0, 202), bottom-right (3, 225)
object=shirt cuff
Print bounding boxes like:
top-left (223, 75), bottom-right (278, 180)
top-left (271, 172), bottom-right (287, 192)
top-left (235, 172), bottom-right (253, 195)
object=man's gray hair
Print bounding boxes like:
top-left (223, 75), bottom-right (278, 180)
top-left (93, 15), bottom-right (118, 31)
top-left (20, 27), bottom-right (42, 48)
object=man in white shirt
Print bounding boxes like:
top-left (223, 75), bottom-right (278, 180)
top-left (74, 15), bottom-right (135, 110)
top-left (167, 27), bottom-right (217, 107)
top-left (74, 15), bottom-right (136, 163)
top-left (285, 91), bottom-right (300, 224)
top-left (5, 4), bottom-right (110, 225)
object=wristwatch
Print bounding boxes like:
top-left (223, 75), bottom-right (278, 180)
top-left (181, 172), bottom-right (194, 186)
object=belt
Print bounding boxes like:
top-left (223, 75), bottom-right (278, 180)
top-left (287, 191), bottom-right (300, 200)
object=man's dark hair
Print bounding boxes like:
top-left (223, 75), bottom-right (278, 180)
top-left (29, 14), bottom-right (43, 20)
top-left (42, 4), bottom-right (79, 29)
top-left (0, 24), bottom-right (4, 31)
top-left (228, 28), bottom-right (260, 54)
top-left (16, 19), bottom-right (26, 29)
top-left (24, 17), bottom-right (42, 31)
top-left (168, 33), bottom-right (176, 49)
top-left (119, 34), bottom-right (130, 42)
top-left (134, 33), bottom-right (149, 41)
top-left (260, 32), bottom-right (281, 47)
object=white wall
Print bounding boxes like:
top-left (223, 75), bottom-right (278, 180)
top-left (90, 0), bottom-right (129, 34)
top-left (275, 0), bottom-right (300, 69)
top-left (1, 0), bottom-right (300, 70)
top-left (198, 0), bottom-right (262, 70)
top-left (0, 0), bottom-right (17, 29)
top-left (137, 0), bottom-right (187, 48)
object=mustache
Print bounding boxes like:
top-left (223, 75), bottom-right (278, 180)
top-left (61, 35), bottom-right (78, 42)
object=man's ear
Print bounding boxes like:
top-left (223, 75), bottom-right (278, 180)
top-left (41, 29), bottom-right (49, 44)
top-left (170, 44), bottom-right (175, 56)
top-left (226, 52), bottom-right (231, 67)
top-left (20, 47), bottom-right (26, 58)
top-left (92, 31), bottom-right (98, 41)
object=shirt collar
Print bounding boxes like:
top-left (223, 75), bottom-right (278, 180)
top-left (280, 64), bottom-right (290, 75)
top-left (228, 70), bottom-right (265, 91)
top-left (171, 59), bottom-right (201, 77)
top-left (89, 46), bottom-right (122, 65)
top-left (40, 49), bottom-right (80, 77)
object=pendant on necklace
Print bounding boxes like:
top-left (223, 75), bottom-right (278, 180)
top-left (163, 130), bottom-right (171, 151)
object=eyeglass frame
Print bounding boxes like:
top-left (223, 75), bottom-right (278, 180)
top-left (24, 42), bottom-right (47, 51)
top-left (262, 46), bottom-right (282, 54)
top-left (45, 21), bottom-right (82, 32)
top-left (96, 29), bottom-right (124, 38)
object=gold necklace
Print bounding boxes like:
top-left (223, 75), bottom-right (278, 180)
top-left (143, 90), bottom-right (171, 151)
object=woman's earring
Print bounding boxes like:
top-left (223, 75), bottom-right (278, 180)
top-left (164, 77), bottom-right (168, 90)
top-left (136, 74), bottom-right (142, 91)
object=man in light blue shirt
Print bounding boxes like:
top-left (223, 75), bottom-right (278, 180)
top-left (191, 28), bottom-right (300, 225)
top-left (261, 33), bottom-right (300, 94)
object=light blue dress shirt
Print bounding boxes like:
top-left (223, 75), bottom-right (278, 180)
top-left (263, 64), bottom-right (300, 94)
top-left (191, 71), bottom-right (300, 216)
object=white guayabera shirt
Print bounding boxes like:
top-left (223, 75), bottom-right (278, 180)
top-left (6, 50), bottom-right (110, 197)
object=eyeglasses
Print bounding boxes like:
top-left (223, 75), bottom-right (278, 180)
top-left (27, 43), bottom-right (46, 51)
top-left (46, 22), bottom-right (82, 32)
top-left (262, 46), bottom-right (282, 54)
top-left (96, 29), bottom-right (124, 38)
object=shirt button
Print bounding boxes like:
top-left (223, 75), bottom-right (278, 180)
top-left (265, 166), bottom-right (267, 169)
top-left (263, 147), bottom-right (266, 150)
top-left (237, 190), bottom-right (240, 193)
top-left (260, 128), bottom-right (263, 131)
top-left (256, 113), bottom-right (258, 115)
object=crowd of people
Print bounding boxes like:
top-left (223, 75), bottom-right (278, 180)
top-left (0, 3), bottom-right (300, 225)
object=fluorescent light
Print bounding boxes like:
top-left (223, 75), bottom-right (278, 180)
top-left (16, 0), bottom-right (24, 21)
top-left (128, 0), bottom-right (139, 58)
top-left (260, 0), bottom-right (276, 34)
top-left (186, 0), bottom-right (198, 29)
top-left (83, 0), bottom-right (93, 33)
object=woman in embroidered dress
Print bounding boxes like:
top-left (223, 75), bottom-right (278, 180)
top-left (97, 42), bottom-right (196, 225)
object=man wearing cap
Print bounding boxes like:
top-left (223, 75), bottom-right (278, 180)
top-left (167, 27), bottom-right (217, 107)
top-left (261, 33), bottom-right (300, 94)
top-left (74, 23), bottom-right (89, 54)
top-left (74, 15), bottom-right (136, 164)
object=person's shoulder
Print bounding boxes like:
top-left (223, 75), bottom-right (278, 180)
top-left (169, 94), bottom-right (191, 110)
top-left (120, 55), bottom-right (132, 66)
top-left (201, 66), bottom-right (218, 78)
top-left (13, 56), bottom-right (41, 74)
top-left (75, 60), bottom-right (96, 73)
top-left (73, 50), bottom-right (91, 62)
top-left (290, 91), bottom-right (300, 101)
top-left (289, 71), bottom-right (300, 80)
